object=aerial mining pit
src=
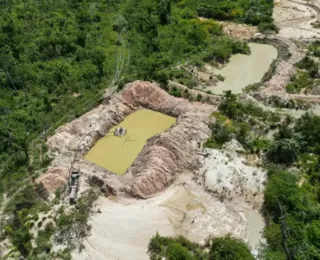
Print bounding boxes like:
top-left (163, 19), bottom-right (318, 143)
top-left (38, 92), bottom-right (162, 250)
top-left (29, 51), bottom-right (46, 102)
top-left (36, 81), bottom-right (217, 198)
top-left (36, 81), bottom-right (267, 260)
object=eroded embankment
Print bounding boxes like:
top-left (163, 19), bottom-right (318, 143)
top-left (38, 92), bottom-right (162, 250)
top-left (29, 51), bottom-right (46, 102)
top-left (36, 81), bottom-right (217, 199)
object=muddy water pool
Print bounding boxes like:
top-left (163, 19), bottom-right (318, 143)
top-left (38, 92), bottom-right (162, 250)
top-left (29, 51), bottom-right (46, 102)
top-left (85, 109), bottom-right (176, 174)
top-left (209, 43), bottom-right (278, 94)
top-left (246, 210), bottom-right (265, 250)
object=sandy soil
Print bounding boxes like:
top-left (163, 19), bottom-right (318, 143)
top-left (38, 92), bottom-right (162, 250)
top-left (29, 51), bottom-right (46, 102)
top-left (274, 0), bottom-right (320, 38)
top-left (73, 185), bottom-right (263, 260)
top-left (221, 22), bottom-right (258, 40)
top-left (73, 143), bottom-right (266, 260)
top-left (73, 193), bottom-right (175, 260)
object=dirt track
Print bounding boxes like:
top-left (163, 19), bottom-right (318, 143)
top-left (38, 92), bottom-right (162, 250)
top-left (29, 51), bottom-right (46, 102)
top-left (274, 0), bottom-right (320, 38)
top-left (249, 0), bottom-right (320, 105)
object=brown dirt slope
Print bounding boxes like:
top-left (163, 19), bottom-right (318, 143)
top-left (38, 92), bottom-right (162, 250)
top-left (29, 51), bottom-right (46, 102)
top-left (36, 81), bottom-right (217, 198)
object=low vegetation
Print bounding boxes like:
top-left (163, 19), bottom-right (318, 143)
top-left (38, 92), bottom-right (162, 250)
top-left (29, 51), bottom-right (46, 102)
top-left (3, 187), bottom-right (99, 258)
top-left (311, 19), bottom-right (320, 29)
top-left (204, 91), bottom-right (280, 153)
top-left (148, 233), bottom-right (254, 260)
top-left (203, 91), bottom-right (320, 259)
top-left (184, 0), bottom-right (276, 32)
top-left (55, 188), bottom-right (100, 249)
top-left (286, 41), bottom-right (320, 94)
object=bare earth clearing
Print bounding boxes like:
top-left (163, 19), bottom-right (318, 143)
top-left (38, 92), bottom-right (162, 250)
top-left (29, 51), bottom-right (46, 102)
top-left (74, 146), bottom-right (266, 260)
top-left (37, 81), bottom-right (216, 199)
top-left (35, 81), bottom-right (267, 260)
top-left (254, 0), bottom-right (320, 105)
top-left (32, 2), bottom-right (320, 260)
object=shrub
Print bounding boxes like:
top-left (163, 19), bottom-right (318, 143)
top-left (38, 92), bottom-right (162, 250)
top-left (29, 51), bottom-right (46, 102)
top-left (264, 171), bottom-right (299, 216)
top-left (204, 121), bottom-right (233, 148)
top-left (169, 87), bottom-right (182, 97)
top-left (33, 223), bottom-right (55, 256)
top-left (258, 22), bottom-right (279, 33)
top-left (167, 242), bottom-right (196, 260)
top-left (209, 235), bottom-right (254, 260)
top-left (267, 138), bottom-right (302, 165)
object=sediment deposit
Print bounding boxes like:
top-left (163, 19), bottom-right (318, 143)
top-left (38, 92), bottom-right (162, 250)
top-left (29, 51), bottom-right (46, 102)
top-left (73, 141), bottom-right (267, 260)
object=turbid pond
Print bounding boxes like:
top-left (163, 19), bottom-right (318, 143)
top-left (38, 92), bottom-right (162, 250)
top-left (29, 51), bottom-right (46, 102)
top-left (209, 43), bottom-right (278, 94)
top-left (246, 210), bottom-right (265, 250)
top-left (85, 109), bottom-right (176, 174)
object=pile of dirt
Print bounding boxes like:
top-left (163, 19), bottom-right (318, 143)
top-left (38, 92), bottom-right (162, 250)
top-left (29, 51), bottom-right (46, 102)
top-left (221, 22), bottom-right (258, 40)
top-left (251, 36), bottom-right (307, 103)
top-left (36, 81), bottom-right (217, 199)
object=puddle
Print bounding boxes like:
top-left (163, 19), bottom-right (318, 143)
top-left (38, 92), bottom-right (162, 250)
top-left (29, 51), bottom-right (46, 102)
top-left (246, 210), bottom-right (265, 250)
top-left (85, 109), bottom-right (176, 174)
top-left (209, 43), bottom-right (278, 94)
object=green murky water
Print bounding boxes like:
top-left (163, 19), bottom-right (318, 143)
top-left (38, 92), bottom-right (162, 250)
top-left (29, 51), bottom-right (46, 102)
top-left (85, 109), bottom-right (176, 174)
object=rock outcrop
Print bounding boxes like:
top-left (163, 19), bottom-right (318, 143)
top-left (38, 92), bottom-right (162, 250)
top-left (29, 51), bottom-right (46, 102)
top-left (196, 141), bottom-right (267, 209)
top-left (36, 81), bottom-right (217, 198)
top-left (221, 22), bottom-right (258, 40)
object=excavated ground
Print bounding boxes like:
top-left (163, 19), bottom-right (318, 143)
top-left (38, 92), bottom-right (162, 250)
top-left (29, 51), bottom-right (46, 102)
top-left (36, 81), bottom-right (268, 260)
top-left (197, 2), bottom-right (320, 106)
top-left (252, 0), bottom-right (320, 105)
top-left (73, 140), bottom-right (267, 260)
top-left (36, 81), bottom-right (217, 199)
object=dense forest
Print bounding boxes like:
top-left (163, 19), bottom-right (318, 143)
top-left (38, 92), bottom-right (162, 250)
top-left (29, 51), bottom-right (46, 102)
top-left (0, 0), bottom-right (279, 259)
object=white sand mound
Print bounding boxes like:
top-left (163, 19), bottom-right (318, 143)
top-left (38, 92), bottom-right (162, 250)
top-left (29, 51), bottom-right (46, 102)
top-left (199, 145), bottom-right (267, 208)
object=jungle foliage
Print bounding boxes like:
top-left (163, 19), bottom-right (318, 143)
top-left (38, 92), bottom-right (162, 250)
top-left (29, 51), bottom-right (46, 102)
top-left (148, 233), bottom-right (254, 260)
top-left (181, 0), bottom-right (276, 31)
top-left (262, 165), bottom-right (320, 259)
